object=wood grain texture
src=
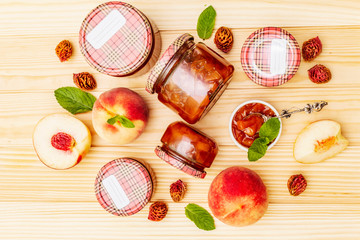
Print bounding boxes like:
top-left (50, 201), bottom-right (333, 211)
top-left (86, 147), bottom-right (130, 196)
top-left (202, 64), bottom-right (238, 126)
top-left (1, 0), bottom-right (360, 239)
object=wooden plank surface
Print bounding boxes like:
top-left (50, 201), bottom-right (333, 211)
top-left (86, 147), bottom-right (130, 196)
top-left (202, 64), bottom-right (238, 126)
top-left (1, 0), bottom-right (360, 239)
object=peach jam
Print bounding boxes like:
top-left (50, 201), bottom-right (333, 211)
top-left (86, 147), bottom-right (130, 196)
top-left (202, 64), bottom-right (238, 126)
top-left (231, 102), bottom-right (275, 148)
top-left (146, 33), bottom-right (234, 124)
top-left (155, 121), bottom-right (218, 178)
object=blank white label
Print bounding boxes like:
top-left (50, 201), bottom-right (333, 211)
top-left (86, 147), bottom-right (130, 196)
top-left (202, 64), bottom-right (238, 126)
top-left (86, 10), bottom-right (126, 49)
top-left (270, 39), bottom-right (287, 75)
top-left (102, 175), bottom-right (130, 210)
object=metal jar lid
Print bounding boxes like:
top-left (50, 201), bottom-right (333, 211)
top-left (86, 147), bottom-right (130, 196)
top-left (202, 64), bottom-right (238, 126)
top-left (241, 27), bottom-right (301, 87)
top-left (79, 1), bottom-right (154, 77)
top-left (146, 33), bottom-right (194, 93)
top-left (94, 158), bottom-right (154, 216)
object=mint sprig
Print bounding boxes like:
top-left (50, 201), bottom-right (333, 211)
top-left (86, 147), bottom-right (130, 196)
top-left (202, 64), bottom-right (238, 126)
top-left (54, 87), bottom-right (96, 114)
top-left (196, 5), bottom-right (216, 40)
top-left (185, 203), bottom-right (215, 231)
top-left (248, 118), bottom-right (280, 162)
top-left (107, 114), bottom-right (135, 128)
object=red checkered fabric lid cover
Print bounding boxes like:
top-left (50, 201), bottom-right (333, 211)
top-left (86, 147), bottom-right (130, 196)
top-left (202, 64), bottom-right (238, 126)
top-left (79, 1), bottom-right (153, 77)
top-left (95, 158), bottom-right (153, 216)
top-left (154, 146), bottom-right (206, 179)
top-left (241, 27), bottom-right (301, 87)
top-left (146, 33), bottom-right (194, 93)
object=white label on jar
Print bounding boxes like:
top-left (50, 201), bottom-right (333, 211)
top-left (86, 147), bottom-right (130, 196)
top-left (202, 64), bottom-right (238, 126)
top-left (270, 39), bottom-right (287, 75)
top-left (102, 175), bottom-right (130, 210)
top-left (86, 10), bottom-right (126, 49)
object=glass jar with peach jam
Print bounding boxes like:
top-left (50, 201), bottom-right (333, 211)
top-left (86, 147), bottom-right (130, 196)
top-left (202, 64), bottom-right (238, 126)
top-left (155, 121), bottom-right (218, 178)
top-left (146, 33), bottom-right (234, 124)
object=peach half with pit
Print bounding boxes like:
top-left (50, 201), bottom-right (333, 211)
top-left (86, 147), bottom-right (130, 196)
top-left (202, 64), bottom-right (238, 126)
top-left (33, 113), bottom-right (92, 170)
top-left (92, 87), bottom-right (149, 145)
top-left (208, 166), bottom-right (268, 227)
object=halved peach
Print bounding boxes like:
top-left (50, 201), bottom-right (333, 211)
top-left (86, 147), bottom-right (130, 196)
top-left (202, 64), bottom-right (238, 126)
top-left (33, 113), bottom-right (91, 169)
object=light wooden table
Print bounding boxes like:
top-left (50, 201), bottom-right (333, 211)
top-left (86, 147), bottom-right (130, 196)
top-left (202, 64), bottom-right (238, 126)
top-left (1, 0), bottom-right (360, 239)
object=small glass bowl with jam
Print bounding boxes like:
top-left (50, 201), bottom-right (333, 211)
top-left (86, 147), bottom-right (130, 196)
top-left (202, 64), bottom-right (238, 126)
top-left (229, 100), bottom-right (282, 151)
top-left (155, 121), bottom-right (218, 178)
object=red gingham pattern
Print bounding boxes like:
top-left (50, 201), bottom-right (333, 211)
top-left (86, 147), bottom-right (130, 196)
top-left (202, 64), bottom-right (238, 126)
top-left (241, 27), bottom-right (301, 87)
top-left (154, 146), bottom-right (206, 179)
top-left (94, 158), bottom-right (153, 216)
top-left (146, 33), bottom-right (194, 93)
top-left (79, 1), bottom-right (153, 77)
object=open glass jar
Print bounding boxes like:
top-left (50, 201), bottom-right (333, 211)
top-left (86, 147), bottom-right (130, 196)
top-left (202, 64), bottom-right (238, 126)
top-left (146, 33), bottom-right (234, 124)
top-left (155, 121), bottom-right (218, 178)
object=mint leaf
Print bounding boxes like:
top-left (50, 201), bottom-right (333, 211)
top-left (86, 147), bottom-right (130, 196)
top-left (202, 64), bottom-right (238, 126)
top-left (185, 203), bottom-right (215, 231)
top-left (259, 118), bottom-right (281, 142)
top-left (107, 115), bottom-right (120, 125)
top-left (248, 137), bottom-right (268, 162)
top-left (197, 5), bottom-right (216, 40)
top-left (54, 87), bottom-right (96, 114)
top-left (107, 115), bottom-right (135, 128)
top-left (118, 115), bottom-right (135, 128)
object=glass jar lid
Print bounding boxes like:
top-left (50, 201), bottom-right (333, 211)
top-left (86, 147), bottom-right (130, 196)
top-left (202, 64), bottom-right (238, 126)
top-left (79, 2), bottom-right (154, 77)
top-left (241, 27), bottom-right (301, 87)
top-left (94, 158), bottom-right (153, 216)
top-left (155, 146), bottom-right (207, 179)
top-left (146, 33), bottom-right (194, 93)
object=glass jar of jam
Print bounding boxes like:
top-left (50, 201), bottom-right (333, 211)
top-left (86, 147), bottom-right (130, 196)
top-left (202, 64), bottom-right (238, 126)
top-left (146, 33), bottom-right (234, 124)
top-left (155, 121), bottom-right (218, 178)
top-left (229, 100), bottom-right (282, 150)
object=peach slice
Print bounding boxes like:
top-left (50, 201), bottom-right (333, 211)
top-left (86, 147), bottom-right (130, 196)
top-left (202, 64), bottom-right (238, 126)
top-left (33, 113), bottom-right (91, 169)
top-left (293, 120), bottom-right (349, 164)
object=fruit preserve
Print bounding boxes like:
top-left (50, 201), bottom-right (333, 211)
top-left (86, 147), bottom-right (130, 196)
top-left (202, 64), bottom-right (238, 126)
top-left (155, 121), bottom-right (218, 178)
top-left (231, 102), bottom-right (276, 148)
top-left (146, 33), bottom-right (234, 124)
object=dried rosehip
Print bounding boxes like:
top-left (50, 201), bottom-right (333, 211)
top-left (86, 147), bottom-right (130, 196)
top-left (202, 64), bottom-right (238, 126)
top-left (214, 26), bottom-right (233, 53)
top-left (73, 72), bottom-right (97, 91)
top-left (287, 174), bottom-right (307, 196)
top-left (302, 36), bottom-right (322, 61)
top-left (308, 64), bottom-right (332, 84)
top-left (55, 40), bottom-right (73, 62)
top-left (148, 201), bottom-right (168, 221)
top-left (170, 179), bottom-right (186, 202)
top-left (51, 132), bottom-right (75, 151)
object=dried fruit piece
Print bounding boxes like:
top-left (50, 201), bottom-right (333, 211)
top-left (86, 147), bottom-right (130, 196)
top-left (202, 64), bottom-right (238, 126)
top-left (73, 72), bottom-right (97, 91)
top-left (51, 132), bottom-right (75, 151)
top-left (55, 40), bottom-right (73, 62)
top-left (302, 36), bottom-right (322, 61)
top-left (170, 179), bottom-right (186, 202)
top-left (214, 27), bottom-right (233, 53)
top-left (287, 174), bottom-right (307, 196)
top-left (148, 201), bottom-right (168, 221)
top-left (308, 64), bottom-right (332, 84)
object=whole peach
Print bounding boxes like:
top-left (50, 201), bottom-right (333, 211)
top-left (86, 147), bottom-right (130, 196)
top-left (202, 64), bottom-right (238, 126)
top-left (208, 166), bottom-right (268, 227)
top-left (92, 87), bottom-right (149, 145)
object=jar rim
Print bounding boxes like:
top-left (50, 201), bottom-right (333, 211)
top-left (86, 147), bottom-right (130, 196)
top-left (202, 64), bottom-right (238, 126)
top-left (146, 33), bottom-right (194, 93)
top-left (155, 146), bottom-right (207, 178)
